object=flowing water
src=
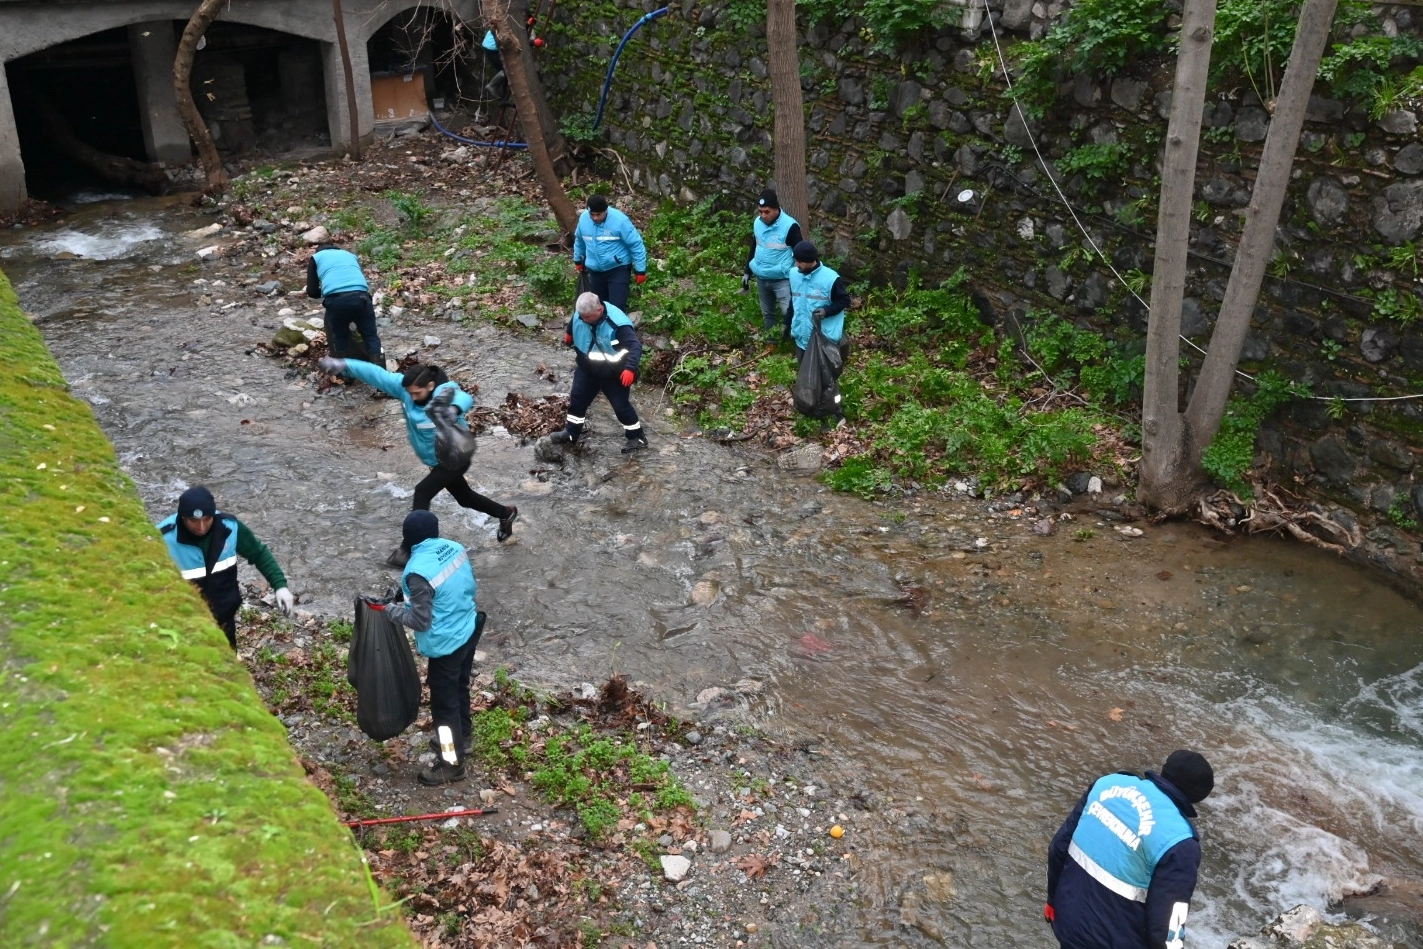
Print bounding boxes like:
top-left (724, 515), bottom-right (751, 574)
top-left (4, 201), bottom-right (1423, 947)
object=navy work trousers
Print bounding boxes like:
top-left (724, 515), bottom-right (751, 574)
top-left (586, 264), bottom-right (632, 310)
top-left (324, 291), bottom-right (381, 361)
top-left (425, 612), bottom-right (484, 764)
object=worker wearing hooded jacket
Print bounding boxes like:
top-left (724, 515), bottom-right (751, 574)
top-left (380, 511), bottom-right (483, 787)
top-left (1046, 750), bottom-right (1216, 949)
top-left (549, 291), bottom-right (647, 452)
top-left (787, 240), bottom-right (850, 353)
top-left (157, 485), bottom-right (293, 648)
top-left (572, 195), bottom-right (647, 310)
top-left (318, 358), bottom-right (518, 561)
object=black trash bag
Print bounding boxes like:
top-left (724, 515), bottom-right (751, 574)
top-left (429, 387), bottom-right (478, 472)
top-left (347, 596), bottom-right (422, 742)
top-left (792, 319), bottom-right (844, 418)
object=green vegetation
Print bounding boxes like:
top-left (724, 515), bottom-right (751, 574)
top-left (1201, 370), bottom-right (1309, 496)
top-left (0, 270), bottom-right (414, 948)
top-left (470, 691), bottom-right (695, 840)
top-left (1013, 0), bottom-right (1171, 114)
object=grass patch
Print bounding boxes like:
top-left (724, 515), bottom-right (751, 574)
top-left (0, 269), bottom-right (415, 947)
top-left (469, 678), bottom-right (695, 842)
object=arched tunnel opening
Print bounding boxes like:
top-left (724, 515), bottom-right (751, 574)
top-left (367, 7), bottom-right (492, 123)
top-left (8, 27), bottom-right (149, 201)
top-left (8, 21), bottom-right (328, 202)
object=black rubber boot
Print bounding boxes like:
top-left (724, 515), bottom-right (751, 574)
top-left (418, 760), bottom-right (467, 786)
top-left (621, 435), bottom-right (649, 454)
top-left (497, 506), bottom-right (518, 542)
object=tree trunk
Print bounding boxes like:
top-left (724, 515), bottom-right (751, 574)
top-left (14, 82), bottom-right (168, 193)
top-left (1183, 0), bottom-right (1340, 448)
top-left (487, 0), bottom-right (577, 237)
top-left (331, 0), bottom-right (362, 160)
top-left (1137, 0), bottom-right (1218, 513)
top-left (766, 0), bottom-right (809, 234)
top-left (173, 0), bottom-right (228, 193)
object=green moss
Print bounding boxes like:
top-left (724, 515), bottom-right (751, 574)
top-left (0, 270), bottom-right (417, 948)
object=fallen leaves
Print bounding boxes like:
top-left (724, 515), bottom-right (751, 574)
top-left (1107, 707), bottom-right (1125, 722)
top-left (735, 852), bottom-right (778, 879)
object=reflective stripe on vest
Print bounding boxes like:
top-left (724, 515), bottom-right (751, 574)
top-left (571, 302), bottom-right (632, 365)
top-left (403, 537), bottom-right (478, 658)
top-left (1068, 840), bottom-right (1148, 903)
top-left (1068, 774), bottom-right (1196, 903)
top-left (159, 513), bottom-right (239, 580)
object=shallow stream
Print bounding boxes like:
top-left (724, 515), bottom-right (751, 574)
top-left (4, 201), bottom-right (1422, 947)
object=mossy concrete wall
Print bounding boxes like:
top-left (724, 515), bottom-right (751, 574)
top-left (541, 0), bottom-right (1423, 589)
top-left (0, 269), bottom-right (416, 948)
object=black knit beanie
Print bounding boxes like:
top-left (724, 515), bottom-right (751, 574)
top-left (178, 486), bottom-right (216, 520)
top-left (402, 510), bottom-right (440, 550)
top-left (792, 240), bottom-right (819, 262)
top-left (1161, 749), bottom-right (1215, 803)
top-left (758, 188), bottom-right (779, 208)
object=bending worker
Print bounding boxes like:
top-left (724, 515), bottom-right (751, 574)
top-left (549, 291), bottom-right (647, 453)
top-left (306, 240), bottom-right (382, 366)
top-left (380, 511), bottom-right (483, 787)
top-left (157, 485), bottom-right (293, 648)
top-left (572, 195), bottom-right (647, 310)
top-left (743, 187), bottom-right (802, 338)
top-left (1046, 749), bottom-right (1216, 949)
top-left (319, 357), bottom-right (518, 563)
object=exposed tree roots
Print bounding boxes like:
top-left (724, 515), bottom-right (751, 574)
top-left (1196, 482), bottom-right (1362, 553)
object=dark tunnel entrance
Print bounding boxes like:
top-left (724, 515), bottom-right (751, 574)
top-left (189, 22), bottom-right (329, 156)
top-left (8, 27), bottom-right (149, 201)
top-left (8, 21), bottom-right (328, 202)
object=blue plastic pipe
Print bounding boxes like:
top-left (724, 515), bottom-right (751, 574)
top-left (429, 109), bottom-right (528, 149)
top-left (592, 7), bottom-right (669, 131)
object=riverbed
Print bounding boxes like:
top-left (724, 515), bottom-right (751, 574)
top-left (4, 199), bottom-right (1421, 947)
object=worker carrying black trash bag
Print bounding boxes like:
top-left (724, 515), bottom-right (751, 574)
top-left (371, 510), bottom-right (485, 787)
top-left (1046, 749), bottom-right (1216, 949)
top-left (788, 241), bottom-right (850, 426)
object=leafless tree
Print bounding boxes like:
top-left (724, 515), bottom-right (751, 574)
top-left (1140, 0), bottom-right (1340, 512)
top-left (173, 0), bottom-right (229, 193)
top-left (485, 0), bottom-right (577, 236)
top-left (332, 0), bottom-right (363, 159)
top-left (767, 0), bottom-right (809, 233)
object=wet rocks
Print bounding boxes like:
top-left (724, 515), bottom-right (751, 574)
top-left (301, 225), bottom-right (330, 245)
top-left (1228, 904), bottom-right (1391, 949)
top-left (690, 578), bottom-right (719, 605)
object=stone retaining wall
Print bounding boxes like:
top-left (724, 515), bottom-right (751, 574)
top-left (540, 0), bottom-right (1423, 589)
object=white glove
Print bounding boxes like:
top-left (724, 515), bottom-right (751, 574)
top-left (318, 357), bottom-right (346, 374)
top-left (275, 587), bottom-right (294, 614)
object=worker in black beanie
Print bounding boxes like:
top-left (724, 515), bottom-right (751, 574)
top-left (743, 186), bottom-right (803, 338)
top-left (1046, 750), bottom-right (1215, 949)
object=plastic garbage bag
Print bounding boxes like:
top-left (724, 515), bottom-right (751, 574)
top-left (429, 387), bottom-right (478, 472)
top-left (347, 596), bottom-right (422, 741)
top-left (792, 319), bottom-right (844, 418)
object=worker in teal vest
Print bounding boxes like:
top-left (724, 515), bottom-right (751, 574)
top-left (318, 358), bottom-right (519, 564)
top-left (156, 486), bottom-right (293, 648)
top-left (1046, 750), bottom-right (1216, 949)
top-left (743, 187), bottom-right (802, 337)
top-left (788, 240), bottom-right (852, 424)
top-left (548, 292), bottom-right (647, 452)
top-left (378, 511), bottom-right (484, 786)
top-left (306, 241), bottom-right (382, 366)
